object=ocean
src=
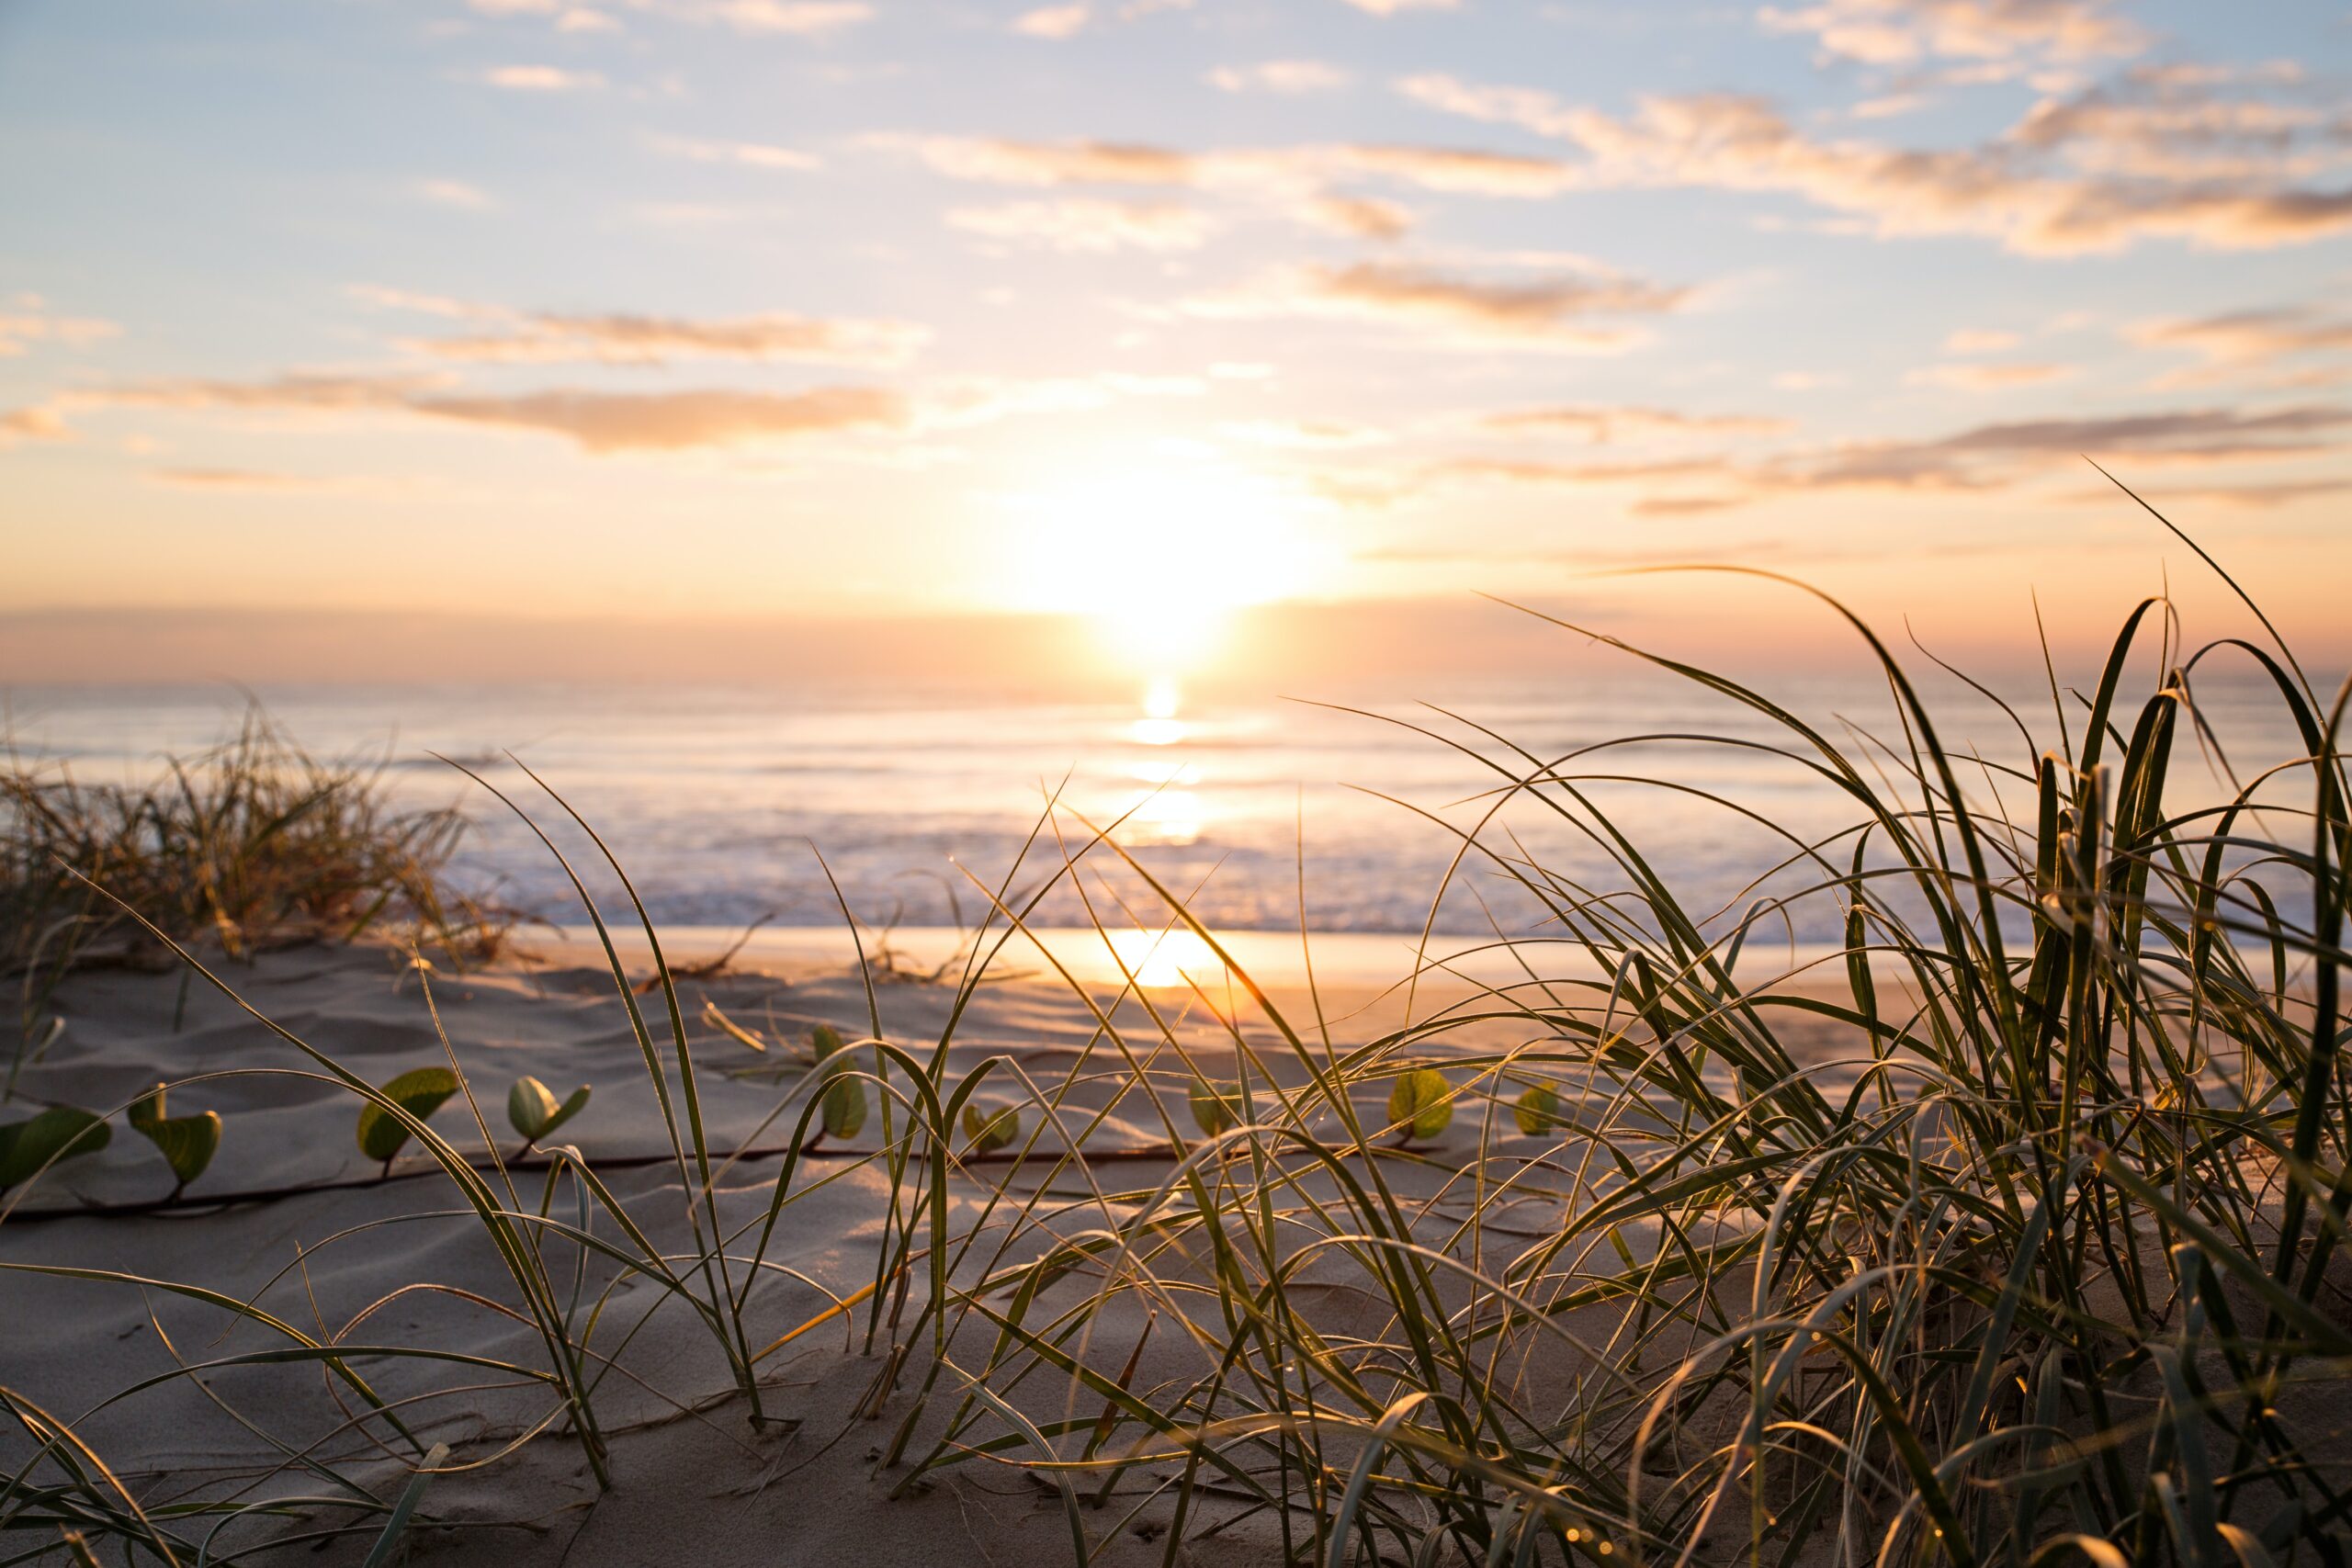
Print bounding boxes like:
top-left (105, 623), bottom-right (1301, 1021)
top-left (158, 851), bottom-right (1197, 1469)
top-left (5, 666), bottom-right (2320, 959)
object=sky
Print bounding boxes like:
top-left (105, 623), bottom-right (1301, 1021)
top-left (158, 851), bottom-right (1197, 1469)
top-left (3, 0), bottom-right (2350, 687)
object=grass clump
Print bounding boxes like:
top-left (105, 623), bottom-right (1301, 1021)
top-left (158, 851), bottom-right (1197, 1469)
top-left (2, 706), bottom-right (507, 1079)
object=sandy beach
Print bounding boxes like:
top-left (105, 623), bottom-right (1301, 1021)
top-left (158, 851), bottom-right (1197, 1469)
top-left (1, 928), bottom-right (1889, 1565)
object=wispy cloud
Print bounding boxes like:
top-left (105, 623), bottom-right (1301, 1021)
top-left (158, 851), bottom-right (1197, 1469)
top-left (353, 290), bottom-right (930, 368)
top-left (947, 198), bottom-right (1216, 251)
top-left (2058, 477), bottom-right (2352, 509)
top-left (639, 0), bottom-right (871, 33)
top-left (1905, 360), bottom-right (2075, 389)
top-left (1207, 60), bottom-right (1351, 94)
top-left (1013, 4), bottom-right (1091, 38)
top-left (1303, 194), bottom-right (1412, 239)
top-left (887, 134), bottom-right (1574, 197)
top-left (1944, 327), bottom-right (2020, 353)
top-left (1396, 68), bottom-right (2352, 254)
top-left (1337, 0), bottom-right (1458, 14)
top-left (410, 385), bottom-right (907, 450)
top-left (653, 134), bottom-right (821, 171)
top-left (1758, 0), bottom-right (2144, 67)
top-left (1481, 404), bottom-right (1793, 440)
top-left (1317, 401), bottom-right (2352, 514)
top-left (2129, 306), bottom-right (2352, 388)
top-left (1183, 261), bottom-right (1689, 349)
top-left (478, 64), bottom-right (606, 91)
top-left (0, 299), bottom-right (119, 357)
top-left (413, 177), bottom-right (497, 209)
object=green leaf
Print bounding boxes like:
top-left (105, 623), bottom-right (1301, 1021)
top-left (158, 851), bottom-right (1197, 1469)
top-left (962, 1102), bottom-right (1019, 1156)
top-left (0, 1106), bottom-right (112, 1192)
top-left (127, 1084), bottom-right (221, 1190)
top-left (1512, 1081), bottom-right (1561, 1136)
top-left (356, 1066), bottom-right (461, 1164)
top-left (1189, 1081), bottom-right (1247, 1138)
top-left (810, 1022), bottom-right (845, 1061)
top-left (506, 1076), bottom-right (591, 1145)
top-left (1385, 1068), bottom-right (1452, 1142)
top-left (820, 1058), bottom-right (865, 1140)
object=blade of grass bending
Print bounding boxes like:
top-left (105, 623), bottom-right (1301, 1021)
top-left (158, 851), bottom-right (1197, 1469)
top-left (356, 1443), bottom-right (449, 1568)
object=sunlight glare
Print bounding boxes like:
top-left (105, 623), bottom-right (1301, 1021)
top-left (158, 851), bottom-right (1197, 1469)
top-left (1005, 462), bottom-right (1317, 673)
top-left (1131, 674), bottom-right (1187, 745)
top-left (1108, 927), bottom-right (1224, 988)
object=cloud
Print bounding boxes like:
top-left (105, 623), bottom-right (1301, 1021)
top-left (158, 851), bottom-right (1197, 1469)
top-left (1396, 71), bottom-right (2352, 254)
top-left (888, 134), bottom-right (1575, 198)
top-left (0, 405), bottom-right (71, 445)
top-left (413, 177), bottom-right (497, 209)
top-left (2013, 64), bottom-right (2342, 183)
top-left (1207, 60), bottom-right (1350, 94)
top-left (1944, 327), bottom-right (2020, 353)
top-left (353, 291), bottom-right (929, 368)
top-left (96, 373), bottom-right (436, 412)
top-left (1757, 0), bottom-right (2145, 67)
top-left (2058, 477), bottom-right (2352, 510)
top-left (1014, 4), bottom-right (1090, 38)
top-left (1905, 360), bottom-right (2075, 389)
top-left (1303, 194), bottom-right (1412, 239)
top-left (479, 64), bottom-right (606, 91)
top-left (639, 0), bottom-right (872, 32)
top-left (0, 300), bottom-right (119, 357)
top-left (410, 385), bottom-right (908, 450)
top-left (145, 467), bottom-right (344, 492)
top-left (1343, 401), bottom-right (2352, 515)
top-left (1217, 418), bottom-right (1389, 448)
top-left (11, 369), bottom-right (913, 456)
top-left (1184, 261), bottom-right (1688, 348)
top-left (946, 198), bottom-right (1216, 251)
top-left (1482, 405), bottom-right (1794, 441)
top-left (654, 135), bottom-right (821, 171)
top-left (1338, 0), bottom-right (1458, 13)
top-left (2129, 307), bottom-right (2352, 386)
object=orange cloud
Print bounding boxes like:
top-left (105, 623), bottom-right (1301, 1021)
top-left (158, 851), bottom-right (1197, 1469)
top-left (1397, 72), bottom-right (2352, 254)
top-left (349, 290), bottom-right (927, 368)
top-left (1184, 261), bottom-right (1688, 349)
top-left (1481, 405), bottom-right (1792, 441)
top-left (410, 385), bottom-right (908, 450)
top-left (0, 300), bottom-right (119, 357)
top-left (1905, 361), bottom-right (2075, 389)
top-left (1013, 4), bottom-right (1089, 39)
top-left (479, 64), bottom-right (605, 91)
top-left (1758, 0), bottom-right (2144, 66)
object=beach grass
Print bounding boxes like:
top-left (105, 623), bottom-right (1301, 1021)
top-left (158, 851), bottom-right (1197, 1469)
top-left (3, 500), bottom-right (2348, 1565)
top-left (2, 707), bottom-right (510, 1084)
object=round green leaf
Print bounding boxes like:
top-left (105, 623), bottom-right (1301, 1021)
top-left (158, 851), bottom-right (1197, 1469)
top-left (0, 1106), bottom-right (113, 1192)
top-left (357, 1066), bottom-right (462, 1163)
top-left (820, 1065), bottom-right (866, 1140)
top-left (1385, 1068), bottom-right (1453, 1143)
top-left (507, 1076), bottom-right (592, 1143)
top-left (1513, 1082), bottom-right (1563, 1137)
top-left (962, 1102), bottom-right (1019, 1156)
top-left (1189, 1081), bottom-right (1246, 1138)
top-left (127, 1083), bottom-right (222, 1189)
top-left (810, 1022), bottom-right (845, 1061)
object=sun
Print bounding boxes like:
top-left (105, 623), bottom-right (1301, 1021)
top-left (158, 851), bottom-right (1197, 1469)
top-left (1001, 459), bottom-right (1319, 671)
